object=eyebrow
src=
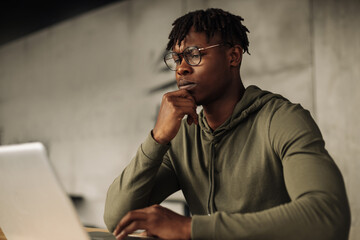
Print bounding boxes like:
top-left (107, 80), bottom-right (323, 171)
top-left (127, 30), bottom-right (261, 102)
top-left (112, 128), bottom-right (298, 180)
top-left (172, 45), bottom-right (202, 53)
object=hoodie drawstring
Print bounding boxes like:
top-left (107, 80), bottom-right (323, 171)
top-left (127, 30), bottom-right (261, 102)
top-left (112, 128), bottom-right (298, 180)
top-left (207, 141), bottom-right (217, 214)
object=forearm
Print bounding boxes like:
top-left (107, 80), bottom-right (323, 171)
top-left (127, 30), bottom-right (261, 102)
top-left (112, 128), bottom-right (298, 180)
top-left (192, 191), bottom-right (350, 240)
top-left (104, 133), bottom-right (171, 231)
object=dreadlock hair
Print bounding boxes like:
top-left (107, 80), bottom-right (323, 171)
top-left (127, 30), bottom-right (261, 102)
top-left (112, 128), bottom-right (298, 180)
top-left (166, 8), bottom-right (250, 54)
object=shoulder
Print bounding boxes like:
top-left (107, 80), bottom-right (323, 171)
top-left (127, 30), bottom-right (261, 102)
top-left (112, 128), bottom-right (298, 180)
top-left (266, 100), bottom-right (325, 160)
top-left (269, 100), bottom-right (319, 135)
top-left (255, 95), bottom-right (317, 133)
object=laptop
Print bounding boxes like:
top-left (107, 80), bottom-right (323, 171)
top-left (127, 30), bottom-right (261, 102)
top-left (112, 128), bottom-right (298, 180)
top-left (0, 142), bottom-right (156, 240)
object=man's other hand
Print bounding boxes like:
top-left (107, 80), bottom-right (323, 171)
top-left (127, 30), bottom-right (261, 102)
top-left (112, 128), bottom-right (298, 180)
top-left (113, 204), bottom-right (191, 240)
top-left (152, 89), bottom-right (198, 145)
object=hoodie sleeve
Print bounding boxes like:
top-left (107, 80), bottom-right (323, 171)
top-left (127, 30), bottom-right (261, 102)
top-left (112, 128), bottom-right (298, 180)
top-left (103, 132), bottom-right (180, 232)
top-left (191, 103), bottom-right (350, 240)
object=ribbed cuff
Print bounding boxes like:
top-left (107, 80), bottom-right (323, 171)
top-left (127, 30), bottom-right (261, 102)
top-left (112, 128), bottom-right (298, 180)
top-left (192, 214), bottom-right (216, 240)
top-left (141, 131), bottom-right (170, 161)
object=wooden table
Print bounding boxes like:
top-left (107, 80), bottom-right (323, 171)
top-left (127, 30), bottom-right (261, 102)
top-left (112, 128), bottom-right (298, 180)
top-left (0, 228), bottom-right (7, 240)
top-left (85, 227), bottom-right (110, 233)
top-left (0, 227), bottom-right (109, 240)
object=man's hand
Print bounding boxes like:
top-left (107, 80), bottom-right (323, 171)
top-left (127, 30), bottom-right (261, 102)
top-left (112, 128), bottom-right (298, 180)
top-left (113, 204), bottom-right (192, 240)
top-left (152, 89), bottom-right (198, 144)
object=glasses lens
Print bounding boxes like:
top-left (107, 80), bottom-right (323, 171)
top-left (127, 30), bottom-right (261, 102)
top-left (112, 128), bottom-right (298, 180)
top-left (164, 52), bottom-right (181, 71)
top-left (164, 52), bottom-right (179, 71)
top-left (164, 47), bottom-right (202, 71)
top-left (184, 47), bottom-right (201, 65)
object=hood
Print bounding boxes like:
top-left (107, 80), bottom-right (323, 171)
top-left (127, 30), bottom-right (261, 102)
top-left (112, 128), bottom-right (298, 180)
top-left (199, 85), bottom-right (285, 140)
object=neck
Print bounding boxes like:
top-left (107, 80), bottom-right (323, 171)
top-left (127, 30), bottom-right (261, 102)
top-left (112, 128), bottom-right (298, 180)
top-left (203, 80), bottom-right (245, 131)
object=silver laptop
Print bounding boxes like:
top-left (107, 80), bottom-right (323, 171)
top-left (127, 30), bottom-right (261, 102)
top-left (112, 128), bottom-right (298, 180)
top-left (0, 142), bottom-right (158, 240)
top-left (0, 142), bottom-right (104, 240)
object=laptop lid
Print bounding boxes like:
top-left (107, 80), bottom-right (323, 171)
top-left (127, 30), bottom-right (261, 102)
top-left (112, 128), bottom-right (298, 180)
top-left (0, 142), bottom-right (90, 240)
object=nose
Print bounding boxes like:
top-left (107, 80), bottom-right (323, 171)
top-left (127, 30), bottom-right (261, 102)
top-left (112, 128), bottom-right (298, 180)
top-left (176, 58), bottom-right (193, 76)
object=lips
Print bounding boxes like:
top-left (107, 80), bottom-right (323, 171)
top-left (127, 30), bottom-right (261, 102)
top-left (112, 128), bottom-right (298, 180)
top-left (178, 79), bottom-right (197, 90)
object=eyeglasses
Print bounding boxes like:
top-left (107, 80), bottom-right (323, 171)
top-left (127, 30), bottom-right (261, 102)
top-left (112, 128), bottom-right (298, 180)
top-left (164, 44), bottom-right (223, 71)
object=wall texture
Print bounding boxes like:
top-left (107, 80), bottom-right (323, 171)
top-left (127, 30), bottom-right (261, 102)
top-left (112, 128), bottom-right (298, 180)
top-left (313, 0), bottom-right (360, 238)
top-left (0, 0), bottom-right (358, 237)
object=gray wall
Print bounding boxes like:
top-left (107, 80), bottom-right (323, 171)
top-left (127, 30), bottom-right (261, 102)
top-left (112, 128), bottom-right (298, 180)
top-left (0, 0), bottom-right (359, 238)
top-left (313, 0), bottom-right (360, 238)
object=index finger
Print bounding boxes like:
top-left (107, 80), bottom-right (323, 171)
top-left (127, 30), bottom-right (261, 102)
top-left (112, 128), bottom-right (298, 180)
top-left (170, 89), bottom-right (196, 103)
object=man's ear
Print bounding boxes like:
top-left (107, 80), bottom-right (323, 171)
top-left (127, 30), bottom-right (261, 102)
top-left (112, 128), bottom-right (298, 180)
top-left (229, 45), bottom-right (243, 67)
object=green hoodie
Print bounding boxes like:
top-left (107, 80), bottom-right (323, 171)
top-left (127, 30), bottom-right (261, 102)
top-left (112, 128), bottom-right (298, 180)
top-left (104, 85), bottom-right (350, 240)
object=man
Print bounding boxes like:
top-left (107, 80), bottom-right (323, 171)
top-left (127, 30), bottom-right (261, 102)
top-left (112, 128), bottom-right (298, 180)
top-left (104, 8), bottom-right (351, 240)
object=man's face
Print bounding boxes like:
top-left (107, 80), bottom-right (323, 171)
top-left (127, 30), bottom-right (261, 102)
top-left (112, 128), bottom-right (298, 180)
top-left (173, 28), bottom-right (233, 106)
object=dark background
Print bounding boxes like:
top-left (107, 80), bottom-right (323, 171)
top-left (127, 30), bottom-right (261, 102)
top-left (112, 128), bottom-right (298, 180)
top-left (0, 0), bottom-right (122, 46)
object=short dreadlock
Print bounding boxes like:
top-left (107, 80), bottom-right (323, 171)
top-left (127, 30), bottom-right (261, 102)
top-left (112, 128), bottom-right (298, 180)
top-left (166, 8), bottom-right (250, 54)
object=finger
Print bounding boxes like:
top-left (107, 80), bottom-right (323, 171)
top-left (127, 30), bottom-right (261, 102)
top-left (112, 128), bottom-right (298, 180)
top-left (166, 98), bottom-right (196, 111)
top-left (168, 96), bottom-right (196, 104)
top-left (183, 106), bottom-right (198, 124)
top-left (187, 115), bottom-right (193, 125)
top-left (189, 114), bottom-right (199, 125)
top-left (182, 107), bottom-right (198, 125)
top-left (172, 106), bottom-right (198, 123)
top-left (190, 114), bottom-right (198, 125)
top-left (168, 95), bottom-right (197, 117)
top-left (167, 89), bottom-right (196, 103)
top-left (139, 231), bottom-right (148, 236)
top-left (115, 220), bottom-right (146, 240)
top-left (172, 101), bottom-right (197, 111)
top-left (113, 211), bottom-right (147, 236)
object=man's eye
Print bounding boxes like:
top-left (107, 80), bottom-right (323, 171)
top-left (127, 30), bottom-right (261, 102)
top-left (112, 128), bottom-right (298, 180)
top-left (188, 49), bottom-right (201, 58)
top-left (172, 55), bottom-right (181, 63)
top-left (191, 54), bottom-right (200, 58)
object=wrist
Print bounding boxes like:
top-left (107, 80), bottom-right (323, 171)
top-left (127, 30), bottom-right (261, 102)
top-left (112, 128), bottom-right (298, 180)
top-left (151, 129), bottom-right (170, 145)
top-left (183, 217), bottom-right (192, 240)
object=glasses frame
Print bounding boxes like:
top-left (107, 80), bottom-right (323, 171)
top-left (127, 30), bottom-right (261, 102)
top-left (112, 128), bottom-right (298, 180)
top-left (164, 43), bottom-right (223, 71)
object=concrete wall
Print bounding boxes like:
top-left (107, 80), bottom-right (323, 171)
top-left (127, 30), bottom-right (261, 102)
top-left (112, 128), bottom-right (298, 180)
top-left (0, 0), bottom-right (358, 237)
top-left (313, 0), bottom-right (360, 239)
